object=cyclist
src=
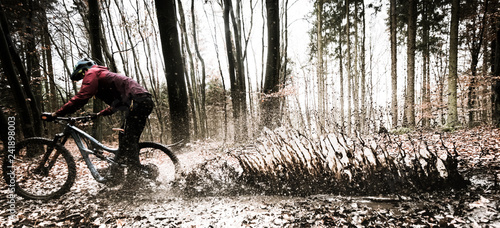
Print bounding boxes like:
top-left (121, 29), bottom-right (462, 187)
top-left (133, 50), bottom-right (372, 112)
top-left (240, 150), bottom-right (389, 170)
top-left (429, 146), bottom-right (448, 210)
top-left (49, 58), bottom-right (154, 183)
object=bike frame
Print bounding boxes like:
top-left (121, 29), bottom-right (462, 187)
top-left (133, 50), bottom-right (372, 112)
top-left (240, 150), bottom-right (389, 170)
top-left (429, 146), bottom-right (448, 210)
top-left (46, 119), bottom-right (120, 183)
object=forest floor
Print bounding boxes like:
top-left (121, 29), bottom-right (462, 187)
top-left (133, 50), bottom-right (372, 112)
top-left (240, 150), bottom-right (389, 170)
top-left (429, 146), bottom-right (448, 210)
top-left (1, 127), bottom-right (500, 227)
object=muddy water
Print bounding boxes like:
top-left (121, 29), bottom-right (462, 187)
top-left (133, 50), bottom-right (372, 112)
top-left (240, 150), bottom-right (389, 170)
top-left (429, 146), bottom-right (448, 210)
top-left (99, 192), bottom-right (405, 227)
top-left (111, 142), bottom-right (498, 227)
top-left (1, 161), bottom-right (499, 227)
top-left (88, 185), bottom-right (498, 227)
top-left (2, 139), bottom-right (499, 227)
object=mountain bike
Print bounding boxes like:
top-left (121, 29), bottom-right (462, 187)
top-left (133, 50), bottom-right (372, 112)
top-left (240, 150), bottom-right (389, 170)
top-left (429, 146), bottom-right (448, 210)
top-left (3, 113), bottom-right (179, 200)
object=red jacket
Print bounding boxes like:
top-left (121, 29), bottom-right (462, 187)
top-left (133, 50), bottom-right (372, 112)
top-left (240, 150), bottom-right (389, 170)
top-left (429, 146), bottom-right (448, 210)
top-left (56, 65), bottom-right (150, 116)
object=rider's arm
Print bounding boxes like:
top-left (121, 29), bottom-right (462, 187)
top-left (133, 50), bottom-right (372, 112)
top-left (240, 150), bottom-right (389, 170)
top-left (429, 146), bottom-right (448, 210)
top-left (54, 69), bottom-right (99, 116)
top-left (98, 106), bottom-right (116, 116)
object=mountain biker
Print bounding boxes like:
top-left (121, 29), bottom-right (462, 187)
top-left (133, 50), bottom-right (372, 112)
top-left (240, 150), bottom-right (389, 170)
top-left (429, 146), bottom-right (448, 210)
top-left (49, 58), bottom-right (154, 183)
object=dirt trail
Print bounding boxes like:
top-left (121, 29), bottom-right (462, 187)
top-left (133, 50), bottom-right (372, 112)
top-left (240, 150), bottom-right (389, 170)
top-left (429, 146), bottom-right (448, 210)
top-left (1, 129), bottom-right (500, 227)
top-left (2, 182), bottom-right (499, 227)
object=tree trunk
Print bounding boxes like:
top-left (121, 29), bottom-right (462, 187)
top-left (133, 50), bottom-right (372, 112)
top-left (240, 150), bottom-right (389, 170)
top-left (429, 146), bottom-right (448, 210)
top-left (360, 1), bottom-right (367, 132)
top-left (177, 0), bottom-right (199, 138)
top-left (339, 28), bottom-right (345, 129)
top-left (422, 1), bottom-right (430, 128)
top-left (0, 1), bottom-right (41, 137)
top-left (346, 0), bottom-right (352, 134)
top-left (437, 50), bottom-right (447, 125)
top-left (191, 0), bottom-right (207, 138)
top-left (447, 0), bottom-right (459, 127)
top-left (390, 0), bottom-right (398, 128)
top-left (0, 108), bottom-right (8, 145)
top-left (231, 0), bottom-right (248, 139)
top-left (24, 0), bottom-right (43, 137)
top-left (155, 0), bottom-right (190, 143)
top-left (0, 1), bottom-right (35, 138)
top-left (492, 24), bottom-right (500, 126)
top-left (353, 1), bottom-right (359, 132)
top-left (222, 0), bottom-right (242, 140)
top-left (104, 0), bottom-right (128, 76)
top-left (317, 0), bottom-right (325, 133)
top-left (41, 7), bottom-right (57, 136)
top-left (466, 0), bottom-right (488, 127)
top-left (88, 0), bottom-right (104, 141)
top-left (404, 0), bottom-right (416, 127)
top-left (261, 0), bottom-right (280, 130)
top-left (0, 6), bottom-right (35, 138)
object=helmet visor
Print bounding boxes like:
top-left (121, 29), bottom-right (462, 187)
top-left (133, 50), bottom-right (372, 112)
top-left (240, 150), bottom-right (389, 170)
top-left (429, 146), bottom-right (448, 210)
top-left (70, 67), bottom-right (85, 81)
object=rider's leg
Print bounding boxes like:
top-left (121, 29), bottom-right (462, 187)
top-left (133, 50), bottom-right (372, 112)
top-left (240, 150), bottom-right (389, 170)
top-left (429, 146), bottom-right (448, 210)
top-left (120, 94), bottom-right (154, 169)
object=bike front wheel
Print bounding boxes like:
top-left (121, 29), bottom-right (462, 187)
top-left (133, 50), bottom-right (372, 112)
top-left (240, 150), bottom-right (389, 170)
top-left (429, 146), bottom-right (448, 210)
top-left (2, 138), bottom-right (77, 200)
top-left (138, 142), bottom-right (179, 183)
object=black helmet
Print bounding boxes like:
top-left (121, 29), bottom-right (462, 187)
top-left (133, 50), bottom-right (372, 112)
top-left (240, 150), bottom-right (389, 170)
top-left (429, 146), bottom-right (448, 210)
top-left (70, 58), bottom-right (96, 81)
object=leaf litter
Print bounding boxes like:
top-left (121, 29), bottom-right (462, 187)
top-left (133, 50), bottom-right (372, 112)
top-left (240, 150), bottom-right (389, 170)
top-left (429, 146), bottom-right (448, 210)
top-left (0, 127), bottom-right (499, 227)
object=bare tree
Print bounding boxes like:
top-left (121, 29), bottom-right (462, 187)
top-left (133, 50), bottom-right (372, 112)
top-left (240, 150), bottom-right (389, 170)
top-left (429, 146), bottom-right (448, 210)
top-left (447, 0), bottom-right (459, 127)
top-left (464, 0), bottom-right (489, 126)
top-left (24, 0), bottom-right (43, 137)
top-left (317, 0), bottom-right (325, 133)
top-left (261, 0), bottom-right (281, 129)
top-left (421, 0), bottom-right (430, 128)
top-left (492, 21), bottom-right (500, 126)
top-left (155, 0), bottom-right (190, 143)
top-left (404, 0), bottom-right (416, 127)
top-left (0, 1), bottom-right (35, 138)
top-left (346, 0), bottom-right (352, 133)
top-left (222, 0), bottom-right (248, 140)
top-left (88, 0), bottom-right (105, 140)
top-left (192, 0), bottom-right (208, 138)
top-left (360, 0), bottom-right (367, 131)
top-left (390, 0), bottom-right (398, 128)
top-left (177, 0), bottom-right (200, 138)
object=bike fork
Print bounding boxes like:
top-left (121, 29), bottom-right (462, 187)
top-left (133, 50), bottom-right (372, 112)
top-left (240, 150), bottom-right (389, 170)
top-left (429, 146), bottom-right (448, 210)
top-left (35, 133), bottom-right (68, 175)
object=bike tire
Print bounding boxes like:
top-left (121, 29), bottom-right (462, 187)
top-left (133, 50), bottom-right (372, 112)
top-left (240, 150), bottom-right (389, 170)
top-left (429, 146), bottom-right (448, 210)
top-left (3, 137), bottom-right (77, 200)
top-left (138, 142), bottom-right (179, 183)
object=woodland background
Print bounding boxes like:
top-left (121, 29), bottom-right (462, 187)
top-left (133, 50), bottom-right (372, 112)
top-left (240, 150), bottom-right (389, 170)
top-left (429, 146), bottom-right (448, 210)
top-left (2, 1), bottom-right (500, 226)
top-left (0, 0), bottom-right (499, 146)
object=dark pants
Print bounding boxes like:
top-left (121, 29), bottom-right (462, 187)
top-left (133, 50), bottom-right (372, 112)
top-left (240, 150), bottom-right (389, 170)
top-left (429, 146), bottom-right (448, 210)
top-left (118, 94), bottom-right (154, 167)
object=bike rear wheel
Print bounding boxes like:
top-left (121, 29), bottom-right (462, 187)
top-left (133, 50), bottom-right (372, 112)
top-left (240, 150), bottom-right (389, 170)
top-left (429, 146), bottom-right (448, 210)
top-left (2, 138), bottom-right (77, 200)
top-left (138, 142), bottom-right (179, 183)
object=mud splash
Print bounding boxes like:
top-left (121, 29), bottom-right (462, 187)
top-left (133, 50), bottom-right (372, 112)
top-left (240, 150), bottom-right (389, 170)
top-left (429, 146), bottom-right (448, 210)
top-left (1, 128), bottom-right (499, 227)
top-left (174, 128), bottom-right (469, 196)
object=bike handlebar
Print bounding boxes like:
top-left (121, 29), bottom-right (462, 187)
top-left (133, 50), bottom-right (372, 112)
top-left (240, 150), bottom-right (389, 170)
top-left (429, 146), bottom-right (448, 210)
top-left (41, 112), bottom-right (97, 124)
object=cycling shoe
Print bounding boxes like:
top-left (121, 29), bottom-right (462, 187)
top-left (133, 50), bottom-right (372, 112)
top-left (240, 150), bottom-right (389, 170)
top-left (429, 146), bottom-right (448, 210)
top-left (98, 164), bottom-right (124, 187)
